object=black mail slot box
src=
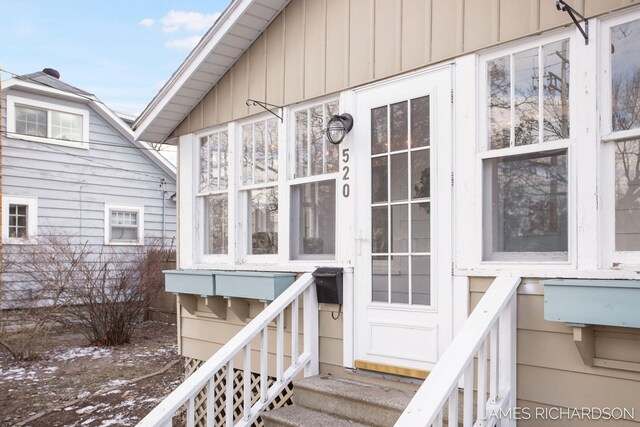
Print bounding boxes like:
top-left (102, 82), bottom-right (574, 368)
top-left (313, 267), bottom-right (343, 305)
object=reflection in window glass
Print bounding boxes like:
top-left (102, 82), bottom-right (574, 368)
top-left (411, 255), bottom-right (430, 305)
top-left (243, 119), bottom-right (278, 185)
top-left (110, 210), bottom-right (138, 242)
top-left (372, 206), bottom-right (388, 254)
top-left (372, 256), bottom-right (388, 302)
top-left (615, 139), bottom-right (640, 251)
top-left (8, 204), bottom-right (28, 239)
top-left (411, 150), bottom-right (430, 199)
top-left (390, 256), bottom-right (409, 304)
top-left (543, 40), bottom-right (570, 141)
top-left (294, 100), bottom-right (339, 177)
top-left (371, 157), bottom-right (388, 203)
top-left (390, 153), bottom-right (408, 202)
top-left (514, 48), bottom-right (539, 146)
top-left (390, 101), bottom-right (408, 151)
top-left (15, 106), bottom-right (47, 138)
top-left (249, 187), bottom-right (278, 255)
top-left (612, 18), bottom-right (640, 132)
top-left (411, 203), bottom-right (430, 253)
top-left (484, 150), bottom-right (568, 258)
top-left (199, 129), bottom-right (229, 192)
top-left (391, 205), bottom-right (408, 253)
top-left (206, 194), bottom-right (228, 254)
top-left (51, 110), bottom-right (82, 141)
top-left (291, 180), bottom-right (336, 258)
top-left (371, 106), bottom-right (388, 155)
top-left (488, 56), bottom-right (511, 149)
top-left (411, 96), bottom-right (430, 148)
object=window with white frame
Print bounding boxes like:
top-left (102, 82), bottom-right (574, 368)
top-left (105, 205), bottom-right (143, 245)
top-left (7, 95), bottom-right (89, 147)
top-left (604, 15), bottom-right (640, 258)
top-left (198, 128), bottom-right (229, 255)
top-left (241, 117), bottom-right (279, 256)
top-left (2, 196), bottom-right (38, 243)
top-left (482, 38), bottom-right (571, 261)
top-left (289, 100), bottom-right (338, 259)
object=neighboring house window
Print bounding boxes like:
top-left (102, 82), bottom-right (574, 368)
top-left (105, 205), bottom-right (144, 245)
top-left (7, 94), bottom-right (89, 148)
top-left (602, 13), bottom-right (640, 264)
top-left (199, 128), bottom-right (229, 255)
top-left (241, 117), bottom-right (279, 256)
top-left (2, 196), bottom-right (38, 243)
top-left (481, 38), bottom-right (571, 261)
top-left (290, 100), bottom-right (339, 260)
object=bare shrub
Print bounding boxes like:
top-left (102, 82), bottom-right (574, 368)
top-left (0, 235), bottom-right (88, 360)
top-left (0, 235), bottom-right (172, 358)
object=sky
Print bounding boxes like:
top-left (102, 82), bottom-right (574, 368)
top-left (0, 0), bottom-right (232, 116)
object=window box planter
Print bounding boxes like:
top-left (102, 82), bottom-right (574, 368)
top-left (164, 269), bottom-right (216, 296)
top-left (543, 279), bottom-right (640, 328)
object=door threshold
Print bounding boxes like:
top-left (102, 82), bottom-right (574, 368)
top-left (353, 360), bottom-right (429, 381)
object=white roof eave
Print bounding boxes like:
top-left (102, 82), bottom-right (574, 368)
top-left (133, 0), bottom-right (290, 144)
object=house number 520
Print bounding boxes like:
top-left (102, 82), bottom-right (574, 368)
top-left (342, 148), bottom-right (350, 198)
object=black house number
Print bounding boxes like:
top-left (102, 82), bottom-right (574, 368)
top-left (342, 148), bottom-right (350, 198)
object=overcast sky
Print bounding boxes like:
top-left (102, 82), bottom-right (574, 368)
top-left (0, 1), bottom-right (232, 116)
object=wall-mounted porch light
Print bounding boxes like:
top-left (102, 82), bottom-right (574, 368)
top-left (325, 113), bottom-right (354, 145)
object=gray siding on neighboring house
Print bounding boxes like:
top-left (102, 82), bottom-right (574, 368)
top-left (1, 87), bottom-right (177, 306)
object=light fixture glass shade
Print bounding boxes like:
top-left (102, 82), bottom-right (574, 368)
top-left (327, 118), bottom-right (346, 144)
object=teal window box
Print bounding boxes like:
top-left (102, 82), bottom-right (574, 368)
top-left (164, 269), bottom-right (215, 296)
top-left (543, 279), bottom-right (640, 328)
top-left (164, 270), bottom-right (297, 301)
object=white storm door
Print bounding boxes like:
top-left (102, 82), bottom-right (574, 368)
top-left (354, 67), bottom-right (453, 373)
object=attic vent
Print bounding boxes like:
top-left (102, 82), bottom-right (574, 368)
top-left (42, 68), bottom-right (60, 79)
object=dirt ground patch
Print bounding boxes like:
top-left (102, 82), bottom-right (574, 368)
top-left (0, 321), bottom-right (183, 427)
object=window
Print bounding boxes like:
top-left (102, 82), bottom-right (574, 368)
top-left (482, 38), bottom-right (571, 261)
top-left (290, 100), bottom-right (339, 259)
top-left (2, 196), bottom-right (38, 243)
top-left (7, 94), bottom-right (89, 148)
top-left (241, 118), bottom-right (279, 256)
top-left (198, 128), bottom-right (229, 255)
top-left (603, 14), bottom-right (640, 261)
top-left (105, 205), bottom-right (144, 245)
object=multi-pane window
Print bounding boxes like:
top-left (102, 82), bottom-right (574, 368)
top-left (8, 204), bottom-right (29, 239)
top-left (241, 118), bottom-right (278, 255)
top-left (15, 105), bottom-right (83, 142)
top-left (609, 18), bottom-right (640, 253)
top-left (199, 129), bottom-right (229, 255)
top-left (483, 39), bottom-right (571, 260)
top-left (110, 211), bottom-right (139, 242)
top-left (105, 205), bottom-right (143, 244)
top-left (371, 96), bottom-right (431, 305)
top-left (290, 100), bottom-right (339, 259)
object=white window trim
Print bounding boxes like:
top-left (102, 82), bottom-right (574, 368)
top-left (471, 27), bottom-right (581, 269)
top-left (2, 196), bottom-right (38, 244)
top-left (196, 123), bottom-right (233, 265)
top-left (6, 92), bottom-right (90, 149)
top-left (599, 8), bottom-right (640, 268)
top-left (104, 204), bottom-right (144, 245)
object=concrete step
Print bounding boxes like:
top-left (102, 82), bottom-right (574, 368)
top-left (263, 374), bottom-right (417, 427)
top-left (261, 404), bottom-right (370, 427)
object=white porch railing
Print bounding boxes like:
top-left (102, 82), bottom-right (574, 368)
top-left (396, 276), bottom-right (521, 427)
top-left (137, 272), bottom-right (318, 427)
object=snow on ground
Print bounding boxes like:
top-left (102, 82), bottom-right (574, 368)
top-left (52, 347), bottom-right (112, 361)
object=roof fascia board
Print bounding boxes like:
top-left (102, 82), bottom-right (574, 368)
top-left (3, 78), bottom-right (93, 103)
top-left (133, 0), bottom-right (256, 141)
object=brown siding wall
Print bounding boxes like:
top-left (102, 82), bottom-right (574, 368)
top-left (180, 298), bottom-right (343, 374)
top-left (171, 0), bottom-right (640, 138)
top-left (470, 277), bottom-right (640, 425)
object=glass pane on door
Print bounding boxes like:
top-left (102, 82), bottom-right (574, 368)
top-left (370, 96), bottom-right (432, 306)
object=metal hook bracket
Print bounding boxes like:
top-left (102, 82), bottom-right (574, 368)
top-left (556, 0), bottom-right (588, 45)
top-left (245, 99), bottom-right (283, 122)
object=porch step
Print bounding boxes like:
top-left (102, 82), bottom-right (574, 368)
top-left (262, 374), bottom-right (418, 427)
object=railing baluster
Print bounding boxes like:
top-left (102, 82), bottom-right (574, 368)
top-left (277, 311), bottom-right (284, 382)
top-left (187, 396), bottom-right (195, 427)
top-left (226, 360), bottom-right (234, 426)
top-left (478, 339), bottom-right (488, 422)
top-left (463, 362), bottom-right (474, 427)
top-left (303, 284), bottom-right (319, 377)
top-left (206, 376), bottom-right (215, 427)
top-left (489, 323), bottom-right (499, 404)
top-left (448, 386), bottom-right (458, 427)
top-left (243, 343), bottom-right (252, 421)
top-left (260, 327), bottom-right (268, 403)
top-left (498, 295), bottom-right (517, 427)
top-left (291, 297), bottom-right (299, 365)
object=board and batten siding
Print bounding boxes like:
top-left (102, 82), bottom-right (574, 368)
top-left (1, 88), bottom-right (176, 247)
top-left (471, 277), bottom-right (640, 426)
top-left (171, 0), bottom-right (640, 138)
top-left (180, 299), bottom-right (343, 374)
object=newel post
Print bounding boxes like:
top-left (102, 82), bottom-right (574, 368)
top-left (303, 283), bottom-right (319, 377)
